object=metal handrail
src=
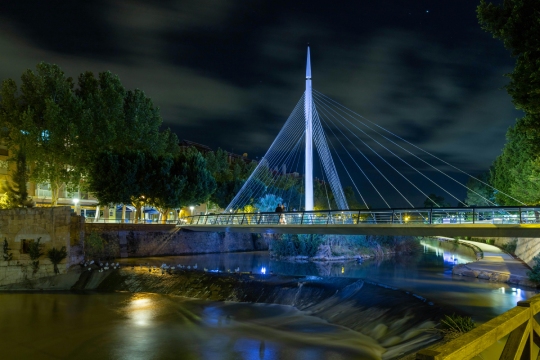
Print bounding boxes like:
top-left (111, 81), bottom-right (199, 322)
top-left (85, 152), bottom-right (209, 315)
top-left (180, 206), bottom-right (540, 226)
top-left (86, 219), bottom-right (178, 224)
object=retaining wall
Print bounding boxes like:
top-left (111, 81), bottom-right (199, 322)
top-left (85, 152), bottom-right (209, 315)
top-left (0, 206), bottom-right (73, 285)
top-left (85, 224), bottom-right (270, 258)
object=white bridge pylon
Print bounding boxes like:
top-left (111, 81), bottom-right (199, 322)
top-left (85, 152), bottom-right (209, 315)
top-left (225, 47), bottom-right (521, 213)
top-left (225, 46), bottom-right (348, 212)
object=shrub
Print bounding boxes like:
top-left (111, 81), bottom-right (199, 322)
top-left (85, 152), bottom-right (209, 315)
top-left (84, 232), bottom-right (119, 261)
top-left (440, 314), bottom-right (476, 337)
top-left (527, 255), bottom-right (540, 284)
top-left (271, 234), bottom-right (322, 258)
top-left (85, 232), bottom-right (104, 259)
top-left (501, 240), bottom-right (517, 255)
top-left (2, 238), bottom-right (12, 261)
top-left (47, 246), bottom-right (67, 274)
top-left (28, 237), bottom-right (44, 274)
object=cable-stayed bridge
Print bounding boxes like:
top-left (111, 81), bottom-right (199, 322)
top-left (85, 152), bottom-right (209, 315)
top-left (179, 47), bottom-right (539, 237)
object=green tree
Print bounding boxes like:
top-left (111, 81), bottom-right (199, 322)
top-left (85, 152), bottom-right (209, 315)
top-left (478, 1), bottom-right (540, 205)
top-left (465, 173), bottom-right (495, 206)
top-left (87, 151), bottom-right (144, 206)
top-left (423, 193), bottom-right (449, 208)
top-left (147, 155), bottom-right (187, 222)
top-left (177, 150), bottom-right (216, 208)
top-left (1, 149), bottom-right (33, 208)
top-left (0, 63), bottom-right (81, 205)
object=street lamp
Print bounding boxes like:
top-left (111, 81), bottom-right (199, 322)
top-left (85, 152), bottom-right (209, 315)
top-left (73, 198), bottom-right (79, 215)
top-left (189, 206), bottom-right (194, 216)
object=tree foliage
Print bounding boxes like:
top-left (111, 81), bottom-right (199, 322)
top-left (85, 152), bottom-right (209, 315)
top-left (1, 149), bottom-right (33, 208)
top-left (478, 1), bottom-right (540, 204)
top-left (0, 63), bottom-right (179, 205)
top-left (423, 193), bottom-right (450, 208)
top-left (465, 173), bottom-right (495, 206)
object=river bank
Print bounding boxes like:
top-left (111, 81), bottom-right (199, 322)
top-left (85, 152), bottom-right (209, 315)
top-left (451, 239), bottom-right (537, 288)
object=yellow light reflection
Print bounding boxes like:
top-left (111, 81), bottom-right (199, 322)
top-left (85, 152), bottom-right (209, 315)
top-left (129, 295), bottom-right (154, 326)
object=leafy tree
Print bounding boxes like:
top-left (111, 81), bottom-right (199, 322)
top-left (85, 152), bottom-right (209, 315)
top-left (478, 1), bottom-right (540, 205)
top-left (177, 150), bottom-right (216, 208)
top-left (344, 186), bottom-right (364, 209)
top-left (0, 63), bottom-right (80, 205)
top-left (478, 0), bottom-right (540, 115)
top-left (87, 151), bottom-right (143, 206)
top-left (0, 65), bottom-right (179, 207)
top-left (465, 173), bottom-right (495, 206)
top-left (423, 193), bottom-right (450, 208)
top-left (204, 148), bottom-right (257, 209)
top-left (255, 194), bottom-right (283, 212)
top-left (1, 149), bottom-right (33, 208)
top-left (147, 155), bottom-right (187, 222)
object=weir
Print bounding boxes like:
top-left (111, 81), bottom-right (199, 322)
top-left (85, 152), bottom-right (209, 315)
top-left (95, 269), bottom-right (445, 358)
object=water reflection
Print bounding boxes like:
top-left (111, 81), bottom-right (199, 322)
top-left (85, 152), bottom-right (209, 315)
top-left (0, 292), bottom-right (383, 360)
top-left (119, 238), bottom-right (537, 322)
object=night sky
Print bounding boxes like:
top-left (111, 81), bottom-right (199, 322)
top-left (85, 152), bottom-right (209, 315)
top-left (0, 0), bottom-right (521, 207)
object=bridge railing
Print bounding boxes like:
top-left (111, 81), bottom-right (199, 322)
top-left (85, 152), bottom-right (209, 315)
top-left (182, 206), bottom-right (540, 226)
top-left (416, 293), bottom-right (540, 360)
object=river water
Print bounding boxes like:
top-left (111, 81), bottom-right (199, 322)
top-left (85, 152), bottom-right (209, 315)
top-left (0, 238), bottom-right (536, 359)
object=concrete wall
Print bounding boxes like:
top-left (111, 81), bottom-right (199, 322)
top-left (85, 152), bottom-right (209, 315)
top-left (85, 224), bottom-right (269, 258)
top-left (515, 238), bottom-right (540, 267)
top-left (466, 236), bottom-right (540, 268)
top-left (0, 206), bottom-right (72, 285)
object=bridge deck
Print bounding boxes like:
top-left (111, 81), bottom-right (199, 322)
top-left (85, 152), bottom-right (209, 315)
top-left (179, 223), bottom-right (540, 237)
top-left (180, 207), bottom-right (540, 237)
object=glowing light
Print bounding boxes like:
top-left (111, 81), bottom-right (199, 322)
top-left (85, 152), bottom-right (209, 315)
top-left (341, 266), bottom-right (345, 274)
top-left (261, 267), bottom-right (266, 274)
top-left (129, 297), bottom-right (153, 327)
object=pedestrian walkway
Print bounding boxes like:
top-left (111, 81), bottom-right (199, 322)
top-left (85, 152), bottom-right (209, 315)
top-left (452, 239), bottom-right (535, 287)
top-left (459, 240), bottom-right (530, 277)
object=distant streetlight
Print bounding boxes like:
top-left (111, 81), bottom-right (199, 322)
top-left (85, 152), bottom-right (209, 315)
top-left (189, 206), bottom-right (194, 216)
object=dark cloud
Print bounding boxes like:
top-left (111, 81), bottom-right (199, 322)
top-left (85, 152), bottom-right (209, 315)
top-left (0, 0), bottom-right (521, 206)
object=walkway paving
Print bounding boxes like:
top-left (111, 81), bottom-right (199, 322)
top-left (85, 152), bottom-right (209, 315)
top-left (459, 240), bottom-right (530, 277)
top-left (452, 239), bottom-right (535, 287)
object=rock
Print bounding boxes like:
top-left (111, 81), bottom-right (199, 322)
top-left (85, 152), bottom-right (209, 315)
top-left (462, 270), bottom-right (480, 278)
top-left (478, 272), bottom-right (491, 280)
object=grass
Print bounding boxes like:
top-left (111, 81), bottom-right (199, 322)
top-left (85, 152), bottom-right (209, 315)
top-left (439, 314), bottom-right (476, 339)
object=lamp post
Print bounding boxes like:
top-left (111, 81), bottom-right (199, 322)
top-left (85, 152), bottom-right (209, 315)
top-left (73, 198), bottom-right (79, 215)
top-left (189, 206), bottom-right (194, 216)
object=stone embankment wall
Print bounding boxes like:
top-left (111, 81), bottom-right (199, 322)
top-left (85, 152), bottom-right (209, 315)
top-left (0, 207), bottom-right (73, 285)
top-left (515, 238), bottom-right (540, 267)
top-left (85, 223), bottom-right (270, 258)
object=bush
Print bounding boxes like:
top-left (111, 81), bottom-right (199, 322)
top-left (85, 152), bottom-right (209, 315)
top-left (47, 246), bottom-right (67, 275)
top-left (440, 314), bottom-right (475, 337)
top-left (85, 232), bottom-right (119, 261)
top-left (28, 237), bottom-right (44, 274)
top-left (2, 238), bottom-right (12, 261)
top-left (527, 255), bottom-right (540, 284)
top-left (271, 234), bottom-right (322, 258)
top-left (501, 240), bottom-right (517, 255)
